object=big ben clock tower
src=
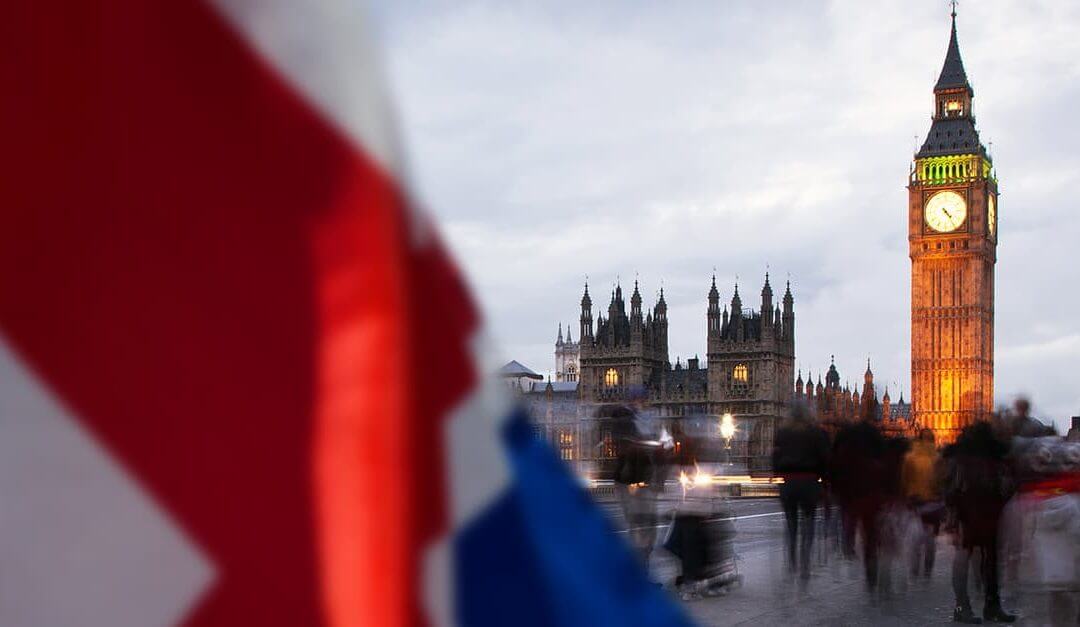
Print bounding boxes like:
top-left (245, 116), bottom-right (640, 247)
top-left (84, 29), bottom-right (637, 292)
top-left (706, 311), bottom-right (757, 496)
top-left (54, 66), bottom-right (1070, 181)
top-left (909, 8), bottom-right (997, 443)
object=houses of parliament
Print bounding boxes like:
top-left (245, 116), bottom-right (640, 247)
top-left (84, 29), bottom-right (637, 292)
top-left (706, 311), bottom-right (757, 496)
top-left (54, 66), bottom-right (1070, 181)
top-left (528, 9), bottom-right (998, 468)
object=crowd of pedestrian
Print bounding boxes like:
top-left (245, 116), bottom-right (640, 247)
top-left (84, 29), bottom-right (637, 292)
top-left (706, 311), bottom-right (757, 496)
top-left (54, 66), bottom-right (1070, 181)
top-left (770, 397), bottom-right (1080, 625)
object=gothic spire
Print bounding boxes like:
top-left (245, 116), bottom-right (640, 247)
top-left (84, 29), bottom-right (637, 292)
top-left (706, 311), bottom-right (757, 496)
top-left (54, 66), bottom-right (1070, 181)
top-left (557, 322), bottom-right (563, 345)
top-left (935, 6), bottom-right (970, 92)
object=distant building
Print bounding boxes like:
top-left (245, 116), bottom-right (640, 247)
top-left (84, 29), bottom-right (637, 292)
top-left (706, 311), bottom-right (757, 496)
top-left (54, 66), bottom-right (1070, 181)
top-left (796, 357), bottom-right (916, 438)
top-left (554, 323), bottom-right (580, 382)
top-left (573, 274), bottom-right (795, 472)
top-left (1067, 416), bottom-right (1080, 443)
top-left (498, 360), bottom-right (543, 391)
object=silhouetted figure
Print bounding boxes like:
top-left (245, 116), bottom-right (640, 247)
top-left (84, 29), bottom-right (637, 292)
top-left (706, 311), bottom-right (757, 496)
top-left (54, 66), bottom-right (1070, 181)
top-left (945, 422), bottom-right (1017, 624)
top-left (772, 401), bottom-right (830, 583)
top-left (831, 418), bottom-right (886, 591)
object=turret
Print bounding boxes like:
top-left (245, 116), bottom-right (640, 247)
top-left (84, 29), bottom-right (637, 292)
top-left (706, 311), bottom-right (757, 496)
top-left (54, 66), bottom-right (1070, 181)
top-left (653, 288), bottom-right (669, 360)
top-left (579, 281), bottom-right (593, 342)
top-left (825, 355), bottom-right (840, 390)
top-left (630, 280), bottom-right (643, 341)
top-left (654, 287), bottom-right (667, 321)
top-left (556, 322), bottom-right (563, 347)
top-left (760, 273), bottom-right (774, 332)
top-left (730, 283), bottom-right (743, 341)
top-left (707, 274), bottom-right (721, 338)
top-left (782, 280), bottom-right (795, 345)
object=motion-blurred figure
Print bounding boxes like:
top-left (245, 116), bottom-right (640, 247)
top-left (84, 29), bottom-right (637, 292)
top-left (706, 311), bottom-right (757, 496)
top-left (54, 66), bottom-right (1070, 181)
top-left (1011, 396), bottom-right (1053, 438)
top-left (772, 401), bottom-right (830, 584)
top-left (945, 422), bottom-right (1017, 624)
top-left (1011, 438), bottom-right (1080, 626)
top-left (832, 418), bottom-right (887, 592)
top-left (902, 429), bottom-right (945, 579)
top-left (611, 404), bottom-right (656, 564)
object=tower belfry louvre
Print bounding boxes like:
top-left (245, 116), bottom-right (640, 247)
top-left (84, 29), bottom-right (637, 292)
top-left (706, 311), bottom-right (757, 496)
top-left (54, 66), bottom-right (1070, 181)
top-left (909, 8), bottom-right (998, 443)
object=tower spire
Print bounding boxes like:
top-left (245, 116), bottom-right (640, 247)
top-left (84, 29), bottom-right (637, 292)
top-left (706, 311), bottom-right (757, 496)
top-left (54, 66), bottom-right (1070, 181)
top-left (935, 3), bottom-right (970, 92)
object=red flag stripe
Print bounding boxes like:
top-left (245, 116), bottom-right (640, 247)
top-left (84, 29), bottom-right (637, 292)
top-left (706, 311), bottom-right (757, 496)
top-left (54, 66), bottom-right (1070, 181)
top-left (0, 2), bottom-right (478, 625)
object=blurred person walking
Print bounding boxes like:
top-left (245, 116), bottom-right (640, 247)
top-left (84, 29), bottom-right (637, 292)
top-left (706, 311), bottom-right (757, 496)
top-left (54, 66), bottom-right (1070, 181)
top-left (1011, 438), bottom-right (1080, 626)
top-left (611, 387), bottom-right (669, 569)
top-left (832, 418), bottom-right (887, 592)
top-left (945, 422), bottom-right (1017, 624)
top-left (772, 401), bottom-right (830, 585)
top-left (902, 429), bottom-right (945, 578)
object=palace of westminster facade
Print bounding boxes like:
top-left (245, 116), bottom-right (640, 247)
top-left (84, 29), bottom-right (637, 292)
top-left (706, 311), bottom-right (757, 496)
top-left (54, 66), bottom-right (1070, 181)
top-left (526, 11), bottom-right (998, 471)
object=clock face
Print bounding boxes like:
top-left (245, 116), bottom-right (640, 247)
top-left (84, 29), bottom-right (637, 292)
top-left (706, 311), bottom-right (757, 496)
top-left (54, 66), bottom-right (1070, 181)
top-left (924, 190), bottom-right (967, 233)
top-left (988, 194), bottom-right (996, 236)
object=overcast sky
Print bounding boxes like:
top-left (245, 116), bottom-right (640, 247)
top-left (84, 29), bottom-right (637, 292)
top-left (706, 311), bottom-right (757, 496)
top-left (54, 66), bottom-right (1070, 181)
top-left (371, 1), bottom-right (1080, 432)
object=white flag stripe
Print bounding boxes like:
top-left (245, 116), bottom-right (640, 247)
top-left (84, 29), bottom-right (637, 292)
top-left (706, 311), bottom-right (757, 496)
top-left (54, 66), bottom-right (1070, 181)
top-left (209, 0), bottom-right (406, 181)
top-left (0, 336), bottom-right (213, 627)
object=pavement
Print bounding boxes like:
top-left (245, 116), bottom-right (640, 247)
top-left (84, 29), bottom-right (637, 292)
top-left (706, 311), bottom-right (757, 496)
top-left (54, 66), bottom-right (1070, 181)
top-left (602, 497), bottom-right (1037, 626)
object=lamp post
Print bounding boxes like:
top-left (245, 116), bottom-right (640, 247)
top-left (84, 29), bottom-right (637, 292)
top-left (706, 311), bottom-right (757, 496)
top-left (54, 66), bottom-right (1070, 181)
top-left (720, 412), bottom-right (735, 466)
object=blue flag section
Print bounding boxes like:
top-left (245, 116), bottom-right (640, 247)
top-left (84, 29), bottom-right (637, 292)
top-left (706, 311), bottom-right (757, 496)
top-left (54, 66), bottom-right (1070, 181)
top-left (455, 408), bottom-right (693, 627)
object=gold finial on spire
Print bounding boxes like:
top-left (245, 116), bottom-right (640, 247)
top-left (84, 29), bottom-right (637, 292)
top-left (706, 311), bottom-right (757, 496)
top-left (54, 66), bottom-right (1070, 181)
top-left (950, 0), bottom-right (958, 19)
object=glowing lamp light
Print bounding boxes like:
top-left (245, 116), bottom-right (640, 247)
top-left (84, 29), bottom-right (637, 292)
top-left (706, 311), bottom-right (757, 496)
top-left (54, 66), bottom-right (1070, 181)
top-left (720, 413), bottom-right (735, 441)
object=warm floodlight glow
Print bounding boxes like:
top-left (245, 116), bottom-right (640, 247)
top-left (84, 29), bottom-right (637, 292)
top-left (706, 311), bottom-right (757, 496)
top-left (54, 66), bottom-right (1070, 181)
top-left (720, 413), bottom-right (735, 441)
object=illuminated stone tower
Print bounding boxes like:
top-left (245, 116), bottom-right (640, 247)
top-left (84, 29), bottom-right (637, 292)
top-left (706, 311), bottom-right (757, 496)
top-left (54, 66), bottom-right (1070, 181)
top-left (909, 8), bottom-right (998, 443)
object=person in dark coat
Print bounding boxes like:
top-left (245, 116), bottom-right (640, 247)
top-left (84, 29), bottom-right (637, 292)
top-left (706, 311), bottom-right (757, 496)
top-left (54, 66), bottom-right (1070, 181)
top-left (831, 417), bottom-right (886, 591)
top-left (945, 421), bottom-right (1017, 624)
top-left (772, 400), bottom-right (830, 583)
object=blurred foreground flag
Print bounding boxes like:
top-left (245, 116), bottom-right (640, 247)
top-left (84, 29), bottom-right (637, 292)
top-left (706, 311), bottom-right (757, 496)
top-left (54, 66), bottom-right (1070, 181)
top-left (0, 2), bottom-right (690, 626)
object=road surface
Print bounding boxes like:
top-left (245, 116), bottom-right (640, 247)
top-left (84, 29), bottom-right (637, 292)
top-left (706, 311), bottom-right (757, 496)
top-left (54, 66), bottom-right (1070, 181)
top-left (600, 497), bottom-right (1030, 625)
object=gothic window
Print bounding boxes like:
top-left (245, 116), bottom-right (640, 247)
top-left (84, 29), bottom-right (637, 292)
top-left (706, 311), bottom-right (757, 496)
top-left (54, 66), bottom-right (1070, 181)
top-left (601, 429), bottom-right (616, 459)
top-left (567, 363), bottom-right (577, 382)
top-left (733, 364), bottom-right (749, 383)
top-left (604, 368), bottom-right (619, 387)
top-left (558, 430), bottom-right (574, 461)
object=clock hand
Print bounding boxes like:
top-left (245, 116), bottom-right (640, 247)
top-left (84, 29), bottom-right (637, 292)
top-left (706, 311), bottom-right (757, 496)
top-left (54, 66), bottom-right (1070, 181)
top-left (941, 207), bottom-right (953, 219)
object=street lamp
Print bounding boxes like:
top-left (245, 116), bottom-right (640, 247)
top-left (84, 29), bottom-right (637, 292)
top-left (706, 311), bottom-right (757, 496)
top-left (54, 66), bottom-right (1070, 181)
top-left (720, 413), bottom-right (735, 466)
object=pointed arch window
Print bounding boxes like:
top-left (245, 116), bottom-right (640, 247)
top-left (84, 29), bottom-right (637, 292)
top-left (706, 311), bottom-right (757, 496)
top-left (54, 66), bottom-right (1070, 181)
top-left (733, 364), bottom-right (749, 383)
top-left (604, 368), bottom-right (619, 387)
